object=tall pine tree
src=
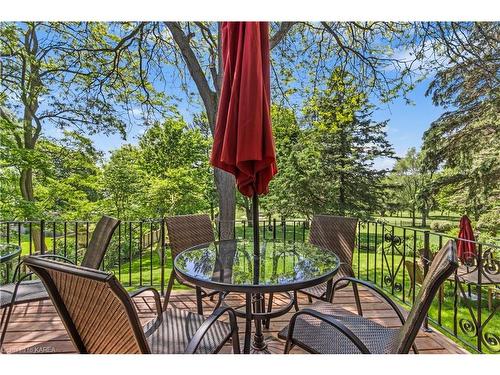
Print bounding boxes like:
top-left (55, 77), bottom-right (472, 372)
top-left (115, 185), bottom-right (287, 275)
top-left (299, 68), bottom-right (394, 217)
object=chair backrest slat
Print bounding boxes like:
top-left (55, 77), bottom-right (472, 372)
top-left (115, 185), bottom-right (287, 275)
top-left (24, 257), bottom-right (150, 354)
top-left (392, 240), bottom-right (458, 353)
top-left (81, 216), bottom-right (120, 269)
top-left (166, 214), bottom-right (215, 259)
top-left (309, 215), bottom-right (358, 266)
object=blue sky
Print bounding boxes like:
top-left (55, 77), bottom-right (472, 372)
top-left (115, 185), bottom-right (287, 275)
top-left (87, 75), bottom-right (445, 170)
top-left (370, 77), bottom-right (445, 169)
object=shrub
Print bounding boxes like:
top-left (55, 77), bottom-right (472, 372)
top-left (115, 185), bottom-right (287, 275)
top-left (431, 221), bottom-right (453, 233)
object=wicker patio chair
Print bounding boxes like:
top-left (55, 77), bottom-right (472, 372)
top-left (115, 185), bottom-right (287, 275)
top-left (264, 216), bottom-right (361, 329)
top-left (0, 216), bottom-right (120, 350)
top-left (279, 239), bottom-right (458, 354)
top-left (164, 214), bottom-right (220, 314)
top-left (23, 256), bottom-right (240, 354)
top-left (297, 215), bottom-right (361, 308)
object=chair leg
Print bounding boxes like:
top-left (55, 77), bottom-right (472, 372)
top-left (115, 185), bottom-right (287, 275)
top-left (0, 306), bottom-right (11, 352)
top-left (293, 291), bottom-right (300, 311)
top-left (213, 292), bottom-right (225, 311)
top-left (162, 270), bottom-right (176, 311)
top-left (195, 286), bottom-right (203, 315)
top-left (231, 328), bottom-right (241, 354)
top-left (244, 293), bottom-right (252, 354)
top-left (353, 283), bottom-right (363, 316)
top-left (265, 293), bottom-right (273, 329)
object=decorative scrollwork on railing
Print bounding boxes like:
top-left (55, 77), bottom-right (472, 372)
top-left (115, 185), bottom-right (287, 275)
top-left (394, 282), bottom-right (403, 292)
top-left (483, 332), bottom-right (500, 353)
top-left (382, 274), bottom-right (403, 292)
top-left (384, 275), bottom-right (393, 286)
top-left (482, 249), bottom-right (499, 276)
top-left (459, 319), bottom-right (500, 353)
top-left (459, 318), bottom-right (477, 337)
top-left (384, 233), bottom-right (402, 247)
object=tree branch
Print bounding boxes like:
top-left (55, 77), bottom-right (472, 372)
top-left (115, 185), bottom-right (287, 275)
top-left (270, 22), bottom-right (296, 50)
top-left (164, 22), bottom-right (217, 129)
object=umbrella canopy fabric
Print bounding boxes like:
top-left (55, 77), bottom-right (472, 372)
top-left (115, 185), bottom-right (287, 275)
top-left (211, 22), bottom-right (277, 198)
top-left (457, 215), bottom-right (477, 263)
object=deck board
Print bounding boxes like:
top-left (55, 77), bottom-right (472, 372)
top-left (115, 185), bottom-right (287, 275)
top-left (1, 287), bottom-right (467, 354)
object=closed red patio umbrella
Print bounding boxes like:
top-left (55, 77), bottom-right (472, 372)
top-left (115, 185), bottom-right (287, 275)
top-left (211, 21), bottom-right (277, 255)
top-left (457, 215), bottom-right (477, 264)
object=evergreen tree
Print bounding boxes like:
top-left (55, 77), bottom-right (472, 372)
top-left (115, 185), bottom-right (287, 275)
top-left (298, 69), bottom-right (394, 217)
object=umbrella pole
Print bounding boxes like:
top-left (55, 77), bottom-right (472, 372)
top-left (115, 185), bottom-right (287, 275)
top-left (251, 192), bottom-right (268, 352)
top-left (252, 193), bottom-right (260, 257)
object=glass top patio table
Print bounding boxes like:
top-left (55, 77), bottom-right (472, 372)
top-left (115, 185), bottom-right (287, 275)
top-left (174, 239), bottom-right (340, 294)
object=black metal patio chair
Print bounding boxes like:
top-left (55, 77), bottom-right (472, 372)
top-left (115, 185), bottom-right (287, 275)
top-left (23, 256), bottom-right (240, 354)
top-left (279, 239), bottom-right (458, 354)
top-left (0, 215), bottom-right (120, 350)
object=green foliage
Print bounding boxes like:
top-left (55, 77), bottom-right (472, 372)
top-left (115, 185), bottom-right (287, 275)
top-left (421, 23), bottom-right (499, 236)
top-left (261, 106), bottom-right (303, 218)
top-left (102, 145), bottom-right (145, 220)
top-left (137, 117), bottom-right (214, 218)
top-left (388, 147), bottom-right (436, 226)
top-left (298, 69), bottom-right (393, 217)
top-left (0, 22), bottom-right (168, 221)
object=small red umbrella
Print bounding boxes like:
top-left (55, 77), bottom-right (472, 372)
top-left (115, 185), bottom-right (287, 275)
top-left (211, 22), bottom-right (277, 255)
top-left (457, 215), bottom-right (477, 263)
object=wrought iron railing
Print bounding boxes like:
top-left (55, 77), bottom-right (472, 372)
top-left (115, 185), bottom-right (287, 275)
top-left (0, 218), bottom-right (498, 353)
top-left (355, 220), bottom-right (499, 354)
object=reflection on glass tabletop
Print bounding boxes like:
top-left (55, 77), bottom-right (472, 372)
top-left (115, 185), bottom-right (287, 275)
top-left (174, 240), bottom-right (340, 293)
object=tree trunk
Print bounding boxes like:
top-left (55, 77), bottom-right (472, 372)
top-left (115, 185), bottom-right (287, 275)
top-left (211, 22), bottom-right (235, 239)
top-left (339, 175), bottom-right (346, 216)
top-left (411, 208), bottom-right (416, 227)
top-left (243, 196), bottom-right (253, 227)
top-left (214, 168), bottom-right (235, 239)
top-left (421, 207), bottom-right (428, 227)
top-left (20, 167), bottom-right (34, 202)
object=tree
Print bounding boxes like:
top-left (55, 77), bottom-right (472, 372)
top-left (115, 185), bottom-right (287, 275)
top-left (297, 69), bottom-right (394, 218)
top-left (0, 22), bottom-right (166, 225)
top-left (36, 131), bottom-right (103, 220)
top-left (3, 21), bottom-right (495, 228)
top-left (140, 21), bottom-right (441, 236)
top-left (261, 105), bottom-right (302, 219)
top-left (390, 148), bottom-right (435, 227)
top-left (421, 22), bottom-right (499, 231)
top-left (138, 116), bottom-right (214, 218)
top-left (102, 145), bottom-right (145, 219)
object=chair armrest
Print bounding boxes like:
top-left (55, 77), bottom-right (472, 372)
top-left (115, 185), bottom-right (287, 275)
top-left (5, 271), bottom-right (37, 307)
top-left (129, 287), bottom-right (162, 316)
top-left (332, 276), bottom-right (407, 326)
top-left (285, 308), bottom-right (370, 353)
top-left (184, 307), bottom-right (239, 354)
top-left (11, 254), bottom-right (75, 283)
top-left (36, 254), bottom-right (76, 264)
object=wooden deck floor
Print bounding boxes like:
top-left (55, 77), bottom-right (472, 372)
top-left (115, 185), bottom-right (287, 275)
top-left (1, 287), bottom-right (467, 354)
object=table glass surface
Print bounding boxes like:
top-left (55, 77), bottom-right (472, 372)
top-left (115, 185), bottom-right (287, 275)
top-left (0, 244), bottom-right (21, 263)
top-left (174, 240), bottom-right (340, 291)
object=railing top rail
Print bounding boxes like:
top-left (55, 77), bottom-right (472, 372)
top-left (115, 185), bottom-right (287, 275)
top-left (361, 219), bottom-right (500, 250)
